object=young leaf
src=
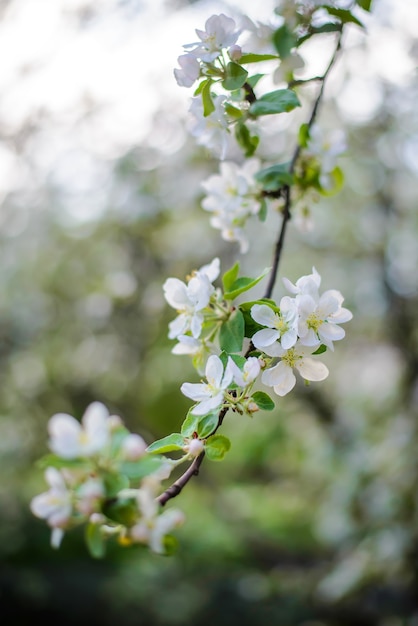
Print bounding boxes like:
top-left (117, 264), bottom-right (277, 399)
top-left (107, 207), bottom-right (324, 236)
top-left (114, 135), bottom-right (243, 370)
top-left (255, 163), bottom-right (293, 191)
top-left (224, 102), bottom-right (243, 119)
top-left (181, 410), bottom-right (200, 437)
top-left (102, 498), bottom-right (138, 526)
top-left (86, 523), bottom-right (106, 559)
top-left (356, 0), bottom-right (372, 10)
top-left (103, 471), bottom-right (129, 498)
top-left (197, 411), bottom-right (220, 439)
top-left (251, 391), bottom-right (275, 411)
top-left (258, 197), bottom-right (268, 222)
top-left (297, 23), bottom-right (342, 46)
top-left (201, 79), bottom-right (215, 117)
top-left (298, 123), bottom-right (310, 148)
top-left (235, 122), bottom-right (259, 157)
top-left (222, 62), bottom-right (248, 90)
top-left (119, 456), bottom-right (165, 481)
top-left (249, 89), bottom-right (301, 117)
top-left (312, 344), bottom-right (327, 355)
top-left (222, 262), bottom-right (240, 292)
top-left (321, 6), bottom-right (364, 27)
top-left (147, 433), bottom-right (185, 454)
top-left (219, 308), bottom-right (245, 353)
top-left (224, 267), bottom-right (271, 300)
top-left (319, 166), bottom-right (345, 196)
top-left (239, 53), bottom-right (279, 63)
top-left (205, 434), bottom-right (231, 461)
top-left (246, 73), bottom-right (264, 88)
top-left (273, 24), bottom-right (298, 58)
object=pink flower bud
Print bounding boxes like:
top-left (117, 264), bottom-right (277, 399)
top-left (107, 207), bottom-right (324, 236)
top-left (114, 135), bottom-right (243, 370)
top-left (228, 45), bottom-right (242, 61)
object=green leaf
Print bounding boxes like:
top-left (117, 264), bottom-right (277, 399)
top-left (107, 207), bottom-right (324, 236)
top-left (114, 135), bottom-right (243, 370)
top-left (258, 197), bottom-right (268, 222)
top-left (36, 454), bottom-right (91, 471)
top-left (219, 308), bottom-right (245, 353)
top-left (312, 344), bottom-right (327, 355)
top-left (205, 434), bottom-right (231, 461)
top-left (273, 24), bottom-right (298, 58)
top-left (298, 123), bottom-right (310, 148)
top-left (222, 262), bottom-right (240, 292)
top-left (255, 163), bottom-right (293, 191)
top-left (222, 62), bottom-right (248, 90)
top-left (119, 456), bottom-right (164, 480)
top-left (102, 498), bottom-right (138, 526)
top-left (320, 166), bottom-right (345, 196)
top-left (103, 471), bottom-right (129, 498)
top-left (86, 523), bottom-right (106, 559)
top-left (234, 122), bottom-right (259, 157)
top-left (297, 23), bottom-right (342, 45)
top-left (252, 391), bottom-right (275, 411)
top-left (356, 0), bottom-right (372, 11)
top-left (201, 79), bottom-right (215, 117)
top-left (181, 410), bottom-right (200, 437)
top-left (224, 267), bottom-right (271, 300)
top-left (224, 102), bottom-right (243, 119)
top-left (246, 73), bottom-right (264, 88)
top-left (321, 6), bottom-right (364, 27)
top-left (250, 89), bottom-right (300, 117)
top-left (197, 411), bottom-right (220, 439)
top-left (239, 53), bottom-right (279, 63)
top-left (229, 354), bottom-right (247, 369)
top-left (147, 433), bottom-right (185, 454)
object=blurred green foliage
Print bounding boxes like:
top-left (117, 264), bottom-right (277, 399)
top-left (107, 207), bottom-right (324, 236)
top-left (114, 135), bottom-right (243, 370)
top-left (1, 0), bottom-right (418, 624)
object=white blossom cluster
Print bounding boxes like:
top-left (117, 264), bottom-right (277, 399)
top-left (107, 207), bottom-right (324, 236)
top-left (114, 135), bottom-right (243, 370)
top-left (31, 402), bottom-right (185, 554)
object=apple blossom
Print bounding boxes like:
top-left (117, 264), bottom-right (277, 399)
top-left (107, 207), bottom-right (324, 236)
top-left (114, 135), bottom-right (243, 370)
top-left (181, 354), bottom-right (233, 415)
top-left (48, 401), bottom-right (112, 459)
top-left (251, 298), bottom-right (299, 351)
top-left (227, 356), bottom-right (260, 388)
top-left (260, 342), bottom-right (329, 397)
top-left (296, 289), bottom-right (353, 350)
top-left (183, 14), bottom-right (240, 63)
top-left (174, 53), bottom-right (200, 88)
top-left (30, 467), bottom-right (72, 548)
top-left (188, 95), bottom-right (231, 159)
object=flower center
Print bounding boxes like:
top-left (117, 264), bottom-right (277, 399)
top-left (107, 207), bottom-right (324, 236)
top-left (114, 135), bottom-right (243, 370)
top-left (275, 316), bottom-right (289, 335)
top-left (282, 348), bottom-right (300, 368)
top-left (306, 313), bottom-right (323, 333)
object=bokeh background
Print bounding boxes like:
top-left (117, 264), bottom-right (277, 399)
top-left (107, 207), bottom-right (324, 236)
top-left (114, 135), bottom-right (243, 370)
top-left (0, 0), bottom-right (417, 624)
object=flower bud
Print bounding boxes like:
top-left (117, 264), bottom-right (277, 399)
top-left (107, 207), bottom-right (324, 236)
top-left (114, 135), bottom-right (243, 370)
top-left (185, 438), bottom-right (205, 457)
top-left (228, 45), bottom-right (242, 61)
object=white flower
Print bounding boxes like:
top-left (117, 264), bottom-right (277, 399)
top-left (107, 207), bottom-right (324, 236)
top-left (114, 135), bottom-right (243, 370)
top-left (228, 356), bottom-right (260, 388)
top-left (201, 159), bottom-right (262, 251)
top-left (282, 266), bottom-right (321, 300)
top-left (121, 434), bottom-right (147, 460)
top-left (184, 14), bottom-right (240, 62)
top-left (30, 467), bottom-right (72, 548)
top-left (76, 477), bottom-right (105, 516)
top-left (131, 482), bottom-right (185, 554)
top-left (174, 53), bottom-right (200, 87)
top-left (181, 354), bottom-right (233, 415)
top-left (251, 297), bottom-right (298, 351)
top-left (306, 124), bottom-right (347, 189)
top-left (261, 343), bottom-right (329, 397)
top-left (188, 95), bottom-right (230, 159)
top-left (48, 401), bottom-right (112, 459)
top-left (240, 17), bottom-right (277, 55)
top-left (163, 258), bottom-right (220, 339)
top-left (273, 52), bottom-right (305, 84)
top-left (296, 290), bottom-right (353, 350)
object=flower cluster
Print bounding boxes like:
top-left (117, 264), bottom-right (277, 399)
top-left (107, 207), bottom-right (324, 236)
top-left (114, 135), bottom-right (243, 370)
top-left (30, 402), bottom-right (185, 555)
top-left (251, 267), bottom-right (352, 396)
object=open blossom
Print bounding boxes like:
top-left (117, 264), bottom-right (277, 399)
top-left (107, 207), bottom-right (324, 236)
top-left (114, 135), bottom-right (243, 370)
top-left (188, 95), bottom-right (230, 159)
top-left (130, 480), bottom-right (185, 554)
top-left (76, 477), bottom-right (105, 516)
top-left (181, 354), bottom-right (233, 415)
top-left (163, 258), bottom-right (220, 339)
top-left (48, 401), bottom-right (112, 459)
top-left (305, 124), bottom-right (347, 189)
top-left (260, 342), bottom-right (329, 397)
top-left (283, 266), bottom-right (321, 300)
top-left (30, 467), bottom-right (72, 548)
top-left (184, 14), bottom-right (240, 62)
top-left (296, 289), bottom-right (353, 350)
top-left (251, 297), bottom-right (299, 351)
top-left (174, 53), bottom-right (200, 87)
top-left (228, 356), bottom-right (260, 388)
top-left (201, 159), bottom-right (262, 251)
